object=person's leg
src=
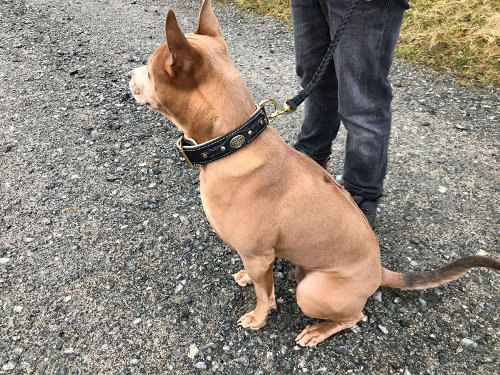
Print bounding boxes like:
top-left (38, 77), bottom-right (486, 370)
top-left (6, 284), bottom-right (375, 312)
top-left (325, 0), bottom-right (406, 199)
top-left (291, 0), bottom-right (341, 164)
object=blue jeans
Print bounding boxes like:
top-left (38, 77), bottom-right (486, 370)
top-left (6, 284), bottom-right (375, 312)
top-left (291, 0), bottom-right (406, 199)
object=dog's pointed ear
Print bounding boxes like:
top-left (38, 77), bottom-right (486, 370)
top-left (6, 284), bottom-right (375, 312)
top-left (164, 9), bottom-right (193, 77)
top-left (195, 0), bottom-right (222, 38)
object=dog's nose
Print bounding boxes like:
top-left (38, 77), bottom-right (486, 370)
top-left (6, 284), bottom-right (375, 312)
top-left (127, 70), bottom-right (134, 78)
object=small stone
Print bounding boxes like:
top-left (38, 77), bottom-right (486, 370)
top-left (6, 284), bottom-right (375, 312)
top-left (438, 186), bottom-right (447, 193)
top-left (175, 282), bottom-right (184, 293)
top-left (410, 260), bottom-right (419, 266)
top-left (421, 122), bottom-right (431, 127)
top-left (4, 142), bottom-right (17, 153)
top-left (279, 360), bottom-right (292, 374)
top-left (410, 237), bottom-right (421, 245)
top-left (13, 347), bottom-right (23, 355)
top-left (404, 369), bottom-right (411, 375)
top-left (350, 325), bottom-right (361, 334)
top-left (0, 258), bottom-right (11, 265)
top-left (133, 318), bottom-right (142, 325)
top-left (13, 306), bottom-right (23, 313)
top-left (378, 325), bottom-right (388, 335)
top-left (23, 237), bottom-right (34, 243)
top-left (221, 321), bottom-right (231, 331)
top-left (461, 338), bottom-right (477, 347)
top-left (235, 356), bottom-right (249, 366)
top-left (403, 215), bottom-right (413, 222)
top-left (130, 358), bottom-right (139, 365)
top-left (41, 218), bottom-right (52, 225)
top-left (25, 285), bottom-right (35, 293)
top-left (419, 297), bottom-right (427, 307)
top-left (179, 215), bottom-right (189, 225)
top-left (120, 92), bottom-right (131, 101)
top-left (274, 271), bottom-right (284, 279)
top-left (63, 296), bottom-right (72, 302)
top-left (195, 362), bottom-right (207, 370)
top-left (2, 361), bottom-right (15, 371)
top-left (333, 346), bottom-right (349, 356)
top-left (222, 345), bottom-right (230, 351)
top-left (372, 290), bottom-right (382, 302)
top-left (45, 182), bottom-right (56, 189)
top-left (188, 344), bottom-right (199, 359)
top-left (454, 124), bottom-right (469, 131)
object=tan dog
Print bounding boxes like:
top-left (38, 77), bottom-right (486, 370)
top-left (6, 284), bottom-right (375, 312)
top-left (129, 0), bottom-right (500, 347)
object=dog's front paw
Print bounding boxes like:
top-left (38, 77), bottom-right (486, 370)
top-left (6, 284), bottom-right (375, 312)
top-left (233, 270), bottom-right (253, 286)
top-left (237, 310), bottom-right (268, 330)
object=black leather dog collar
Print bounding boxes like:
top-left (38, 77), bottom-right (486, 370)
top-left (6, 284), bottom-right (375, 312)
top-left (176, 106), bottom-right (269, 167)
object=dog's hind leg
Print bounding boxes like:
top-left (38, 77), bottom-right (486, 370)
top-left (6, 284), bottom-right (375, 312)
top-left (237, 254), bottom-right (276, 330)
top-left (295, 271), bottom-right (367, 347)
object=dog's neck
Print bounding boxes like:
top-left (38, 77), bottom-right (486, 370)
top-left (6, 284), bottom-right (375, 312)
top-left (172, 65), bottom-right (256, 145)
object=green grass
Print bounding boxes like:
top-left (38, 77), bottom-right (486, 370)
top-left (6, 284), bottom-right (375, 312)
top-left (219, 0), bottom-right (499, 86)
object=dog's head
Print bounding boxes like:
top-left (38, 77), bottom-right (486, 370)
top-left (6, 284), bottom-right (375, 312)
top-left (129, 0), bottom-right (254, 142)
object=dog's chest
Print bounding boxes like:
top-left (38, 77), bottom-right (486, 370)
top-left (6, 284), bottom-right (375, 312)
top-left (199, 176), bottom-right (266, 252)
top-left (199, 188), bottom-right (236, 247)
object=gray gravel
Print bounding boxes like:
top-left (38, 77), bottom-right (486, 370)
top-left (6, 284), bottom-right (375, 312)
top-left (1, 0), bottom-right (499, 374)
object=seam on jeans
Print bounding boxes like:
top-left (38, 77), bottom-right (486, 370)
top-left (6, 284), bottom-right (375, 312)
top-left (374, 6), bottom-right (392, 186)
top-left (358, 2), bottom-right (389, 199)
top-left (322, 49), bottom-right (327, 158)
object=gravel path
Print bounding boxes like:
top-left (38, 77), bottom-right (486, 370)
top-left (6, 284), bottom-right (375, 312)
top-left (1, 0), bottom-right (499, 374)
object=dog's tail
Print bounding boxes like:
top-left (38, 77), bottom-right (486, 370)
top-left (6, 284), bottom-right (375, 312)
top-left (381, 255), bottom-right (500, 290)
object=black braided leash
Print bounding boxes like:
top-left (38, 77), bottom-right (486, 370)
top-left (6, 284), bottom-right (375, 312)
top-left (263, 0), bottom-right (362, 118)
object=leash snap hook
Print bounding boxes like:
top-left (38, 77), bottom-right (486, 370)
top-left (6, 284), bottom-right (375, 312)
top-left (258, 98), bottom-right (296, 122)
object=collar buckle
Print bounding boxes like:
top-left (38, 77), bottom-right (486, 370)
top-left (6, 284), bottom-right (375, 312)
top-left (176, 136), bottom-right (194, 168)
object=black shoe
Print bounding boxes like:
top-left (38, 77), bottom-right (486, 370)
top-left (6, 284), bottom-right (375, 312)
top-left (318, 159), bottom-right (328, 169)
top-left (313, 157), bottom-right (328, 169)
top-left (351, 195), bottom-right (379, 228)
